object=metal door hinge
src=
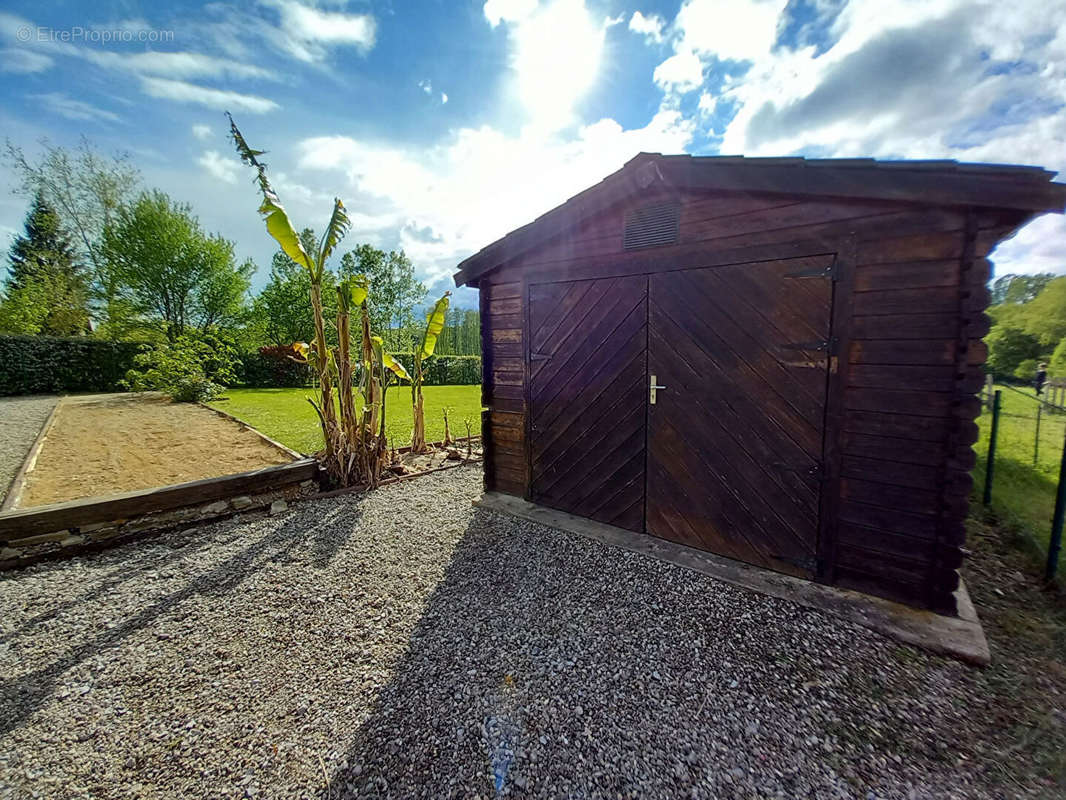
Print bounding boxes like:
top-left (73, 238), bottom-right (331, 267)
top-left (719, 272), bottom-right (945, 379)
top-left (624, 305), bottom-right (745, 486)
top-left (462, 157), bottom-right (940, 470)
top-left (785, 262), bottom-right (838, 280)
top-left (530, 353), bottom-right (551, 362)
top-left (780, 337), bottom-right (837, 355)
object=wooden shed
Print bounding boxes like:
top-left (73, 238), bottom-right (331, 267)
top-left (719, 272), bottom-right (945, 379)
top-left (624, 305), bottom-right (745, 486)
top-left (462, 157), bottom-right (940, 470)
top-left (454, 154), bottom-right (1066, 615)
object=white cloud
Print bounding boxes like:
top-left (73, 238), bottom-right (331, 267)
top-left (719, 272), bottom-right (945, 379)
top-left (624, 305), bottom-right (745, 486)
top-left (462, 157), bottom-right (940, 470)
top-left (419, 79), bottom-right (432, 94)
top-left (697, 91), bottom-right (717, 115)
top-left (198, 150), bottom-right (242, 184)
top-left (82, 49), bottom-right (274, 81)
top-left (33, 92), bottom-right (120, 123)
top-left (483, 0), bottom-right (538, 27)
top-left (296, 109), bottom-right (694, 282)
top-left (0, 47), bottom-right (53, 74)
top-left (260, 0), bottom-right (376, 61)
top-left (675, 0), bottom-right (787, 63)
top-left (991, 215), bottom-right (1066, 276)
top-left (492, 0), bottom-right (608, 132)
top-left (653, 50), bottom-right (703, 91)
top-left (141, 77), bottom-right (279, 113)
top-left (192, 124), bottom-right (213, 140)
top-left (628, 11), bottom-right (665, 44)
top-left (441, 92), bottom-right (448, 104)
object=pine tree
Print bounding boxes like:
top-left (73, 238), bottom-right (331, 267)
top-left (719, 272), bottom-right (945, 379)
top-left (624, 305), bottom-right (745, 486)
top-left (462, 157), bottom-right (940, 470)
top-left (1, 192), bottom-right (90, 335)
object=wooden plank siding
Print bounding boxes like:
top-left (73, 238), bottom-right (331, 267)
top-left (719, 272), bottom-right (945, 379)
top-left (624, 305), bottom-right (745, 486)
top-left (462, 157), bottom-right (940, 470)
top-left (474, 188), bottom-right (1027, 613)
top-left (481, 281), bottom-right (527, 496)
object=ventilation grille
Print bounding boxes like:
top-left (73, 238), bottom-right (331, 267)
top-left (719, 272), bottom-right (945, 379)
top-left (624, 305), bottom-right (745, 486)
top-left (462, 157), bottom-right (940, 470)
top-left (623, 202), bottom-right (681, 250)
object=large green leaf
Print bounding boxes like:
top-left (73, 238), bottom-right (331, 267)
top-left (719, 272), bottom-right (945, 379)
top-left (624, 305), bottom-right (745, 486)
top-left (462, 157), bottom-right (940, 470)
top-left (337, 274), bottom-right (369, 312)
top-left (262, 197), bottom-right (314, 274)
top-left (318, 198), bottom-right (351, 269)
top-left (371, 335), bottom-right (411, 382)
top-left (420, 291), bottom-right (451, 359)
top-left (229, 113), bottom-right (315, 275)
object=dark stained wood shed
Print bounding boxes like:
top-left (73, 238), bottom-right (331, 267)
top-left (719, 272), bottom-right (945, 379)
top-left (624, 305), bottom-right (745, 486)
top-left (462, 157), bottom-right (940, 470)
top-left (454, 154), bottom-right (1066, 615)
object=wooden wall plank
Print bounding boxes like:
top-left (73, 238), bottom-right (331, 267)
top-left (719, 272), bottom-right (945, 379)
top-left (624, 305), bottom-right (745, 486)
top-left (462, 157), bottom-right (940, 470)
top-left (851, 314), bottom-right (957, 340)
top-left (853, 260), bottom-right (959, 292)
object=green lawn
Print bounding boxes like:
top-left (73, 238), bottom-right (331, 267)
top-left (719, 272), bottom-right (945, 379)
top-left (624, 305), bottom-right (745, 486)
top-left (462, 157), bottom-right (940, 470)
top-left (974, 384), bottom-right (1066, 551)
top-left (210, 385), bottom-right (484, 455)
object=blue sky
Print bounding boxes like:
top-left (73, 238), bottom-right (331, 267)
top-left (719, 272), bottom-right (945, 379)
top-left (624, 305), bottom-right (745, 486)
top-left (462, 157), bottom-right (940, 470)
top-left (1, 0), bottom-right (1064, 309)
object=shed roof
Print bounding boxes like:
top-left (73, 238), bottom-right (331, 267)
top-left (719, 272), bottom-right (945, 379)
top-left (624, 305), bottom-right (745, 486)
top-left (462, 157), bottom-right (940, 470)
top-left (453, 153), bottom-right (1066, 287)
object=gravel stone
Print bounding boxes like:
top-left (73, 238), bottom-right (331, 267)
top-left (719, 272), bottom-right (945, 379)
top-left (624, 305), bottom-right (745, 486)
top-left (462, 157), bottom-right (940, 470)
top-left (0, 395), bottom-right (59, 505)
top-left (0, 464), bottom-right (1054, 798)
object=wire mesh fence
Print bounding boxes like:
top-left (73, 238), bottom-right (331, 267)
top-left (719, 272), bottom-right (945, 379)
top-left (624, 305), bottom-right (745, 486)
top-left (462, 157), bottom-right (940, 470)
top-left (976, 380), bottom-right (1066, 581)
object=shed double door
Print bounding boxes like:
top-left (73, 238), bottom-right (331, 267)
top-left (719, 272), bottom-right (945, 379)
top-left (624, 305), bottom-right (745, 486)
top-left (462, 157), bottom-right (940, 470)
top-left (527, 256), bottom-right (834, 578)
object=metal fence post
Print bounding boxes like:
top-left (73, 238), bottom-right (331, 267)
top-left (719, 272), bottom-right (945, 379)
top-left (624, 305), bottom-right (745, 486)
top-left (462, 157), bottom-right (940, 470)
top-left (983, 390), bottom-right (1001, 506)
top-left (1035, 404), bottom-right (1042, 467)
top-left (1046, 427), bottom-right (1066, 582)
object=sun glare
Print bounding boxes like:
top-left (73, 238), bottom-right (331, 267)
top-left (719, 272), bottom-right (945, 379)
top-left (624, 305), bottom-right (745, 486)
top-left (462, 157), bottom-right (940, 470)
top-left (512, 0), bottom-right (605, 131)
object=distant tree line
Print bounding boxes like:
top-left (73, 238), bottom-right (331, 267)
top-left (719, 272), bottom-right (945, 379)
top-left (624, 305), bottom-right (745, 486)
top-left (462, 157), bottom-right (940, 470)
top-left (0, 139), bottom-right (481, 381)
top-left (986, 273), bottom-right (1066, 382)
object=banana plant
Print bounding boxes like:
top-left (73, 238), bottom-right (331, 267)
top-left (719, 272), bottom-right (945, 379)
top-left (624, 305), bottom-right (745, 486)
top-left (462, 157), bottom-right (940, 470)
top-left (372, 334), bottom-right (410, 439)
top-left (410, 291), bottom-right (451, 453)
top-left (231, 114), bottom-right (388, 487)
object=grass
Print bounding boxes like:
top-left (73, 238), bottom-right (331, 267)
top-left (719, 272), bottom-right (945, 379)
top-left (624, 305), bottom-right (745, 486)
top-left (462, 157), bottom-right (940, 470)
top-left (209, 385), bottom-right (484, 455)
top-left (974, 384), bottom-right (1066, 553)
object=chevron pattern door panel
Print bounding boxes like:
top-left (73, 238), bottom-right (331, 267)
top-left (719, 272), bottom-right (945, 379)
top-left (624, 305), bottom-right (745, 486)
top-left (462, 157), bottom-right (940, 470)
top-left (527, 276), bottom-right (649, 532)
top-left (645, 258), bottom-right (834, 577)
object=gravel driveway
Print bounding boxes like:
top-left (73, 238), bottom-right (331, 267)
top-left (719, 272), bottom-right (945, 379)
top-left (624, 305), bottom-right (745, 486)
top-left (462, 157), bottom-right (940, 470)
top-left (0, 396), bottom-right (59, 505)
top-left (0, 465), bottom-right (1051, 798)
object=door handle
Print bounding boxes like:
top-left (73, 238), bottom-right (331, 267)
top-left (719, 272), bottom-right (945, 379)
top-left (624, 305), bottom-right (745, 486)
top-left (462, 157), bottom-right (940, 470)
top-left (650, 374), bottom-right (666, 404)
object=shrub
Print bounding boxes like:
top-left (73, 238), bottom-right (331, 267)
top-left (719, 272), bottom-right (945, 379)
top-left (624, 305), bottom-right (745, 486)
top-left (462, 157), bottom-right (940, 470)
top-left (123, 334), bottom-right (239, 402)
top-left (0, 335), bottom-right (141, 396)
top-left (1014, 358), bottom-right (1039, 382)
top-left (986, 325), bottom-right (1042, 378)
top-left (239, 344), bottom-right (313, 387)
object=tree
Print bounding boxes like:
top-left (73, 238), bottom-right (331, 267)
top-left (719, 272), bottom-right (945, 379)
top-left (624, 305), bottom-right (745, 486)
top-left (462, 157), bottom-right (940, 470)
top-left (986, 325), bottom-right (1042, 377)
top-left (101, 190), bottom-right (252, 341)
top-left (340, 245), bottom-right (425, 350)
top-left (1049, 339), bottom-right (1066, 378)
top-left (991, 273), bottom-right (1056, 305)
top-left (0, 192), bottom-right (89, 335)
top-left (437, 307), bottom-right (481, 355)
top-left (1011, 278), bottom-right (1066, 348)
top-left (6, 137), bottom-right (140, 326)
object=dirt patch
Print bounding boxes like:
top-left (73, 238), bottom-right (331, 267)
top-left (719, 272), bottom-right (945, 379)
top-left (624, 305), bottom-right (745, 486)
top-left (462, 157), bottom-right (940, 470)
top-left (16, 395), bottom-right (292, 508)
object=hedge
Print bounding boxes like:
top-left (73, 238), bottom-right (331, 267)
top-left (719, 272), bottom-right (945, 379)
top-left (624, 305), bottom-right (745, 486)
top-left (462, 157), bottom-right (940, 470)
top-left (0, 335), bottom-right (142, 396)
top-left (237, 350), bottom-right (481, 387)
top-left (239, 345), bottom-right (314, 388)
top-left (391, 353), bottom-right (482, 385)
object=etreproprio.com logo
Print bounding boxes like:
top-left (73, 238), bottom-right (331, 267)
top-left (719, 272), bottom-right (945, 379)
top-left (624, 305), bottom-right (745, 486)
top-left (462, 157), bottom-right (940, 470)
top-left (16, 26), bottom-right (175, 44)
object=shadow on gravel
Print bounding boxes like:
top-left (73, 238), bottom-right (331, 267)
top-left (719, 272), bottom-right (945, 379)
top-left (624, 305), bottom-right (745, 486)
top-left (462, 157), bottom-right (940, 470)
top-left (318, 508), bottom-right (757, 799)
top-left (0, 535), bottom-right (220, 647)
top-left (0, 507), bottom-right (359, 738)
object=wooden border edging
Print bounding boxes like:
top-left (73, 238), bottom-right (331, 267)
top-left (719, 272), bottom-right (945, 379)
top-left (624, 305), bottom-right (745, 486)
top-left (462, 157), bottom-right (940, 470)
top-left (1, 397), bottom-right (64, 512)
top-left (475, 492), bottom-right (991, 666)
top-left (0, 458), bottom-right (318, 542)
top-left (199, 401), bottom-right (306, 459)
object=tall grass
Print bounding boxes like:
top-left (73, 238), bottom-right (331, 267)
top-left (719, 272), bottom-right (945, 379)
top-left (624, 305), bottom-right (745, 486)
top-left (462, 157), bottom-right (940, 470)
top-left (974, 384), bottom-right (1066, 552)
